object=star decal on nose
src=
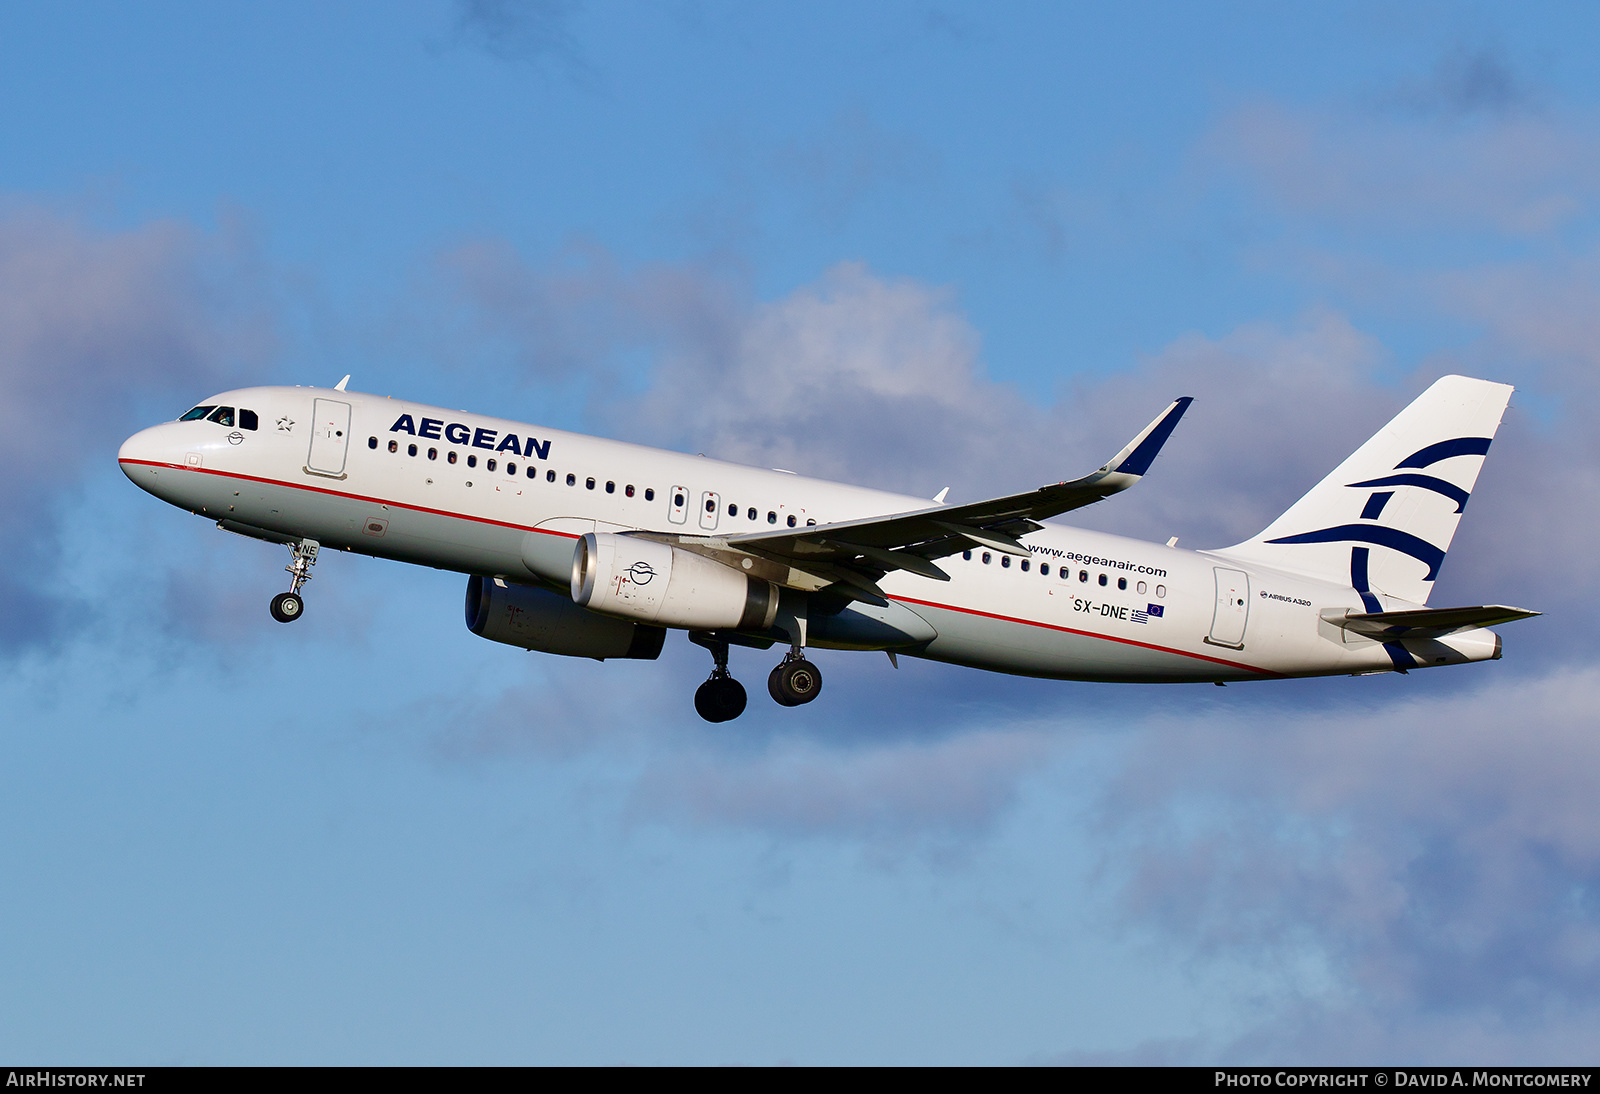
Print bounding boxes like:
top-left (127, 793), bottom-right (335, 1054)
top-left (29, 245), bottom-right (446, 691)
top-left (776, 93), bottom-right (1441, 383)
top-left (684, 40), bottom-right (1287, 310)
top-left (277, 417), bottom-right (295, 432)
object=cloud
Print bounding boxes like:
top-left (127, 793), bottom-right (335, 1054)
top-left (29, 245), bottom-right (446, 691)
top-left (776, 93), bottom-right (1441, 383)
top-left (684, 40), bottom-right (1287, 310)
top-left (1206, 101), bottom-right (1600, 237)
top-left (1080, 666), bottom-right (1600, 1061)
top-left (429, 205), bottom-right (1600, 1060)
top-left (439, 240), bottom-right (1566, 581)
top-left (612, 259), bottom-right (1039, 497)
top-left (433, 237), bottom-right (746, 388)
top-left (447, 0), bottom-right (596, 86)
top-left (1386, 46), bottom-right (1533, 119)
top-left (0, 205), bottom-right (271, 654)
top-left (631, 726), bottom-right (1051, 846)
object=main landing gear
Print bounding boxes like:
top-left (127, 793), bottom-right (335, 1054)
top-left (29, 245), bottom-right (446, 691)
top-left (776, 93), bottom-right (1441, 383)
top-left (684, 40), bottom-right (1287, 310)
top-left (768, 651), bottom-right (822, 707)
top-left (269, 538), bottom-right (320, 623)
top-left (690, 633), bottom-right (822, 722)
top-left (691, 633), bottom-right (747, 723)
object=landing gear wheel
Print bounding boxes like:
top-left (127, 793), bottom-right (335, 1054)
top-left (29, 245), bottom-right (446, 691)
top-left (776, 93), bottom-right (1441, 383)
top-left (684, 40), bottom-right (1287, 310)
top-left (270, 591), bottom-right (305, 623)
top-left (768, 658), bottom-right (822, 706)
top-left (695, 676), bottom-right (748, 723)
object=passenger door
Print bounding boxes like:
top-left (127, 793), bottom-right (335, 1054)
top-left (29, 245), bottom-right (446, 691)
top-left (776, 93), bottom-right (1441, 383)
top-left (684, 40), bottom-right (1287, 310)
top-left (307, 398), bottom-right (352, 477)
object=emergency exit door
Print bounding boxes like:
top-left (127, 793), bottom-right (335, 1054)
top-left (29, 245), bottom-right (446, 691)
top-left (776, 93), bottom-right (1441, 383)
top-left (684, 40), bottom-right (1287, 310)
top-left (306, 398), bottom-right (352, 477)
top-left (699, 490), bottom-right (721, 531)
top-left (1207, 567), bottom-right (1250, 649)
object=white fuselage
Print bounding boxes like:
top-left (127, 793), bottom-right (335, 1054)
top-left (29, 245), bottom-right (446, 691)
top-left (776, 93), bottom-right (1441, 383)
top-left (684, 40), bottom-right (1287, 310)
top-left (118, 385), bottom-right (1501, 682)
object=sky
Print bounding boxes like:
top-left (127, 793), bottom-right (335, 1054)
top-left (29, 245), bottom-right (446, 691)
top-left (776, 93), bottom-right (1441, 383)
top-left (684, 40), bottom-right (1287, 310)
top-left (2, 0), bottom-right (1599, 1065)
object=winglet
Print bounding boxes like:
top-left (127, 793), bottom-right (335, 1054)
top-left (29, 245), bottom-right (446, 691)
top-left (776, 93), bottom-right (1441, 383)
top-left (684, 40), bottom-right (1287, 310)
top-left (1103, 397), bottom-right (1192, 477)
top-left (335, 374), bottom-right (351, 392)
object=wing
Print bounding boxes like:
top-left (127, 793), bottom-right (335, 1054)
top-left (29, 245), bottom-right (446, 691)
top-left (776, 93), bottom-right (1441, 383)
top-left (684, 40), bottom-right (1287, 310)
top-left (709, 396), bottom-right (1192, 599)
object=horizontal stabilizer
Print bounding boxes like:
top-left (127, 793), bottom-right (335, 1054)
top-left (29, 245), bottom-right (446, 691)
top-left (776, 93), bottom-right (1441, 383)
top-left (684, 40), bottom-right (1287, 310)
top-left (1323, 604), bottom-right (1540, 640)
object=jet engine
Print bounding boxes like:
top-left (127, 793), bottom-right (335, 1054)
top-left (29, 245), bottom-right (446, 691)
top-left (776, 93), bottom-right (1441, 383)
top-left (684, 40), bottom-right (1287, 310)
top-left (465, 574), bottom-right (665, 660)
top-left (571, 532), bottom-right (780, 632)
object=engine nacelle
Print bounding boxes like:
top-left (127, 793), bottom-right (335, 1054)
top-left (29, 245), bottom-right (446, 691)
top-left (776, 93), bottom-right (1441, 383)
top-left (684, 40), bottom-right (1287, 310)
top-left (571, 533), bottom-right (780, 632)
top-left (465, 574), bottom-right (665, 660)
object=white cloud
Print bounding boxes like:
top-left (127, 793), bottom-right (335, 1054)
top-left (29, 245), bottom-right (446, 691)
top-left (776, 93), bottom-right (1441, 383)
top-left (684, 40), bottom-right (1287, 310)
top-left (1206, 101), bottom-right (1600, 237)
top-left (0, 205), bottom-right (271, 653)
top-left (1082, 666), bottom-right (1600, 1059)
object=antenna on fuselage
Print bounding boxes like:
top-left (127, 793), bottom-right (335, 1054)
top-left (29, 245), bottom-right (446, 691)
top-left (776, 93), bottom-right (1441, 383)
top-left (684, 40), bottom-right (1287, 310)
top-left (334, 375), bottom-right (351, 392)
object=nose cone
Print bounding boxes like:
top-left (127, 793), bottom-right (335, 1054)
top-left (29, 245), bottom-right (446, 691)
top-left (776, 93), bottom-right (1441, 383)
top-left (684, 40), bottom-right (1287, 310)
top-left (119, 425), bottom-right (165, 478)
top-left (119, 423), bottom-right (185, 497)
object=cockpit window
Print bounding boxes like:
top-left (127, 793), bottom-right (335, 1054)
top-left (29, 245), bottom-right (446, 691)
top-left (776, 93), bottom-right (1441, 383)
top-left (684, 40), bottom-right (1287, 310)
top-left (207, 406), bottom-right (235, 427)
top-left (179, 405), bottom-right (216, 422)
top-left (239, 409), bottom-right (258, 431)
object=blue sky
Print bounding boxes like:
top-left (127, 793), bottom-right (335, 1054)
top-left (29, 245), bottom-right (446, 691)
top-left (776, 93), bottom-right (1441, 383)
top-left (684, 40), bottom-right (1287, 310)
top-left (4, 0), bottom-right (1600, 1064)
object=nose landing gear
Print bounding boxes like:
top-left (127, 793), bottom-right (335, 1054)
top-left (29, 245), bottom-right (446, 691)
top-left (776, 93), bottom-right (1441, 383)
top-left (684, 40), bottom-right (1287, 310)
top-left (690, 632), bottom-right (747, 723)
top-left (269, 538), bottom-right (320, 623)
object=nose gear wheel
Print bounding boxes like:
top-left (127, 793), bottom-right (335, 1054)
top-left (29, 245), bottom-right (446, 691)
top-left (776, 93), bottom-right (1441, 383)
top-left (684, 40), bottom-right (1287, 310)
top-left (270, 538), bottom-right (319, 623)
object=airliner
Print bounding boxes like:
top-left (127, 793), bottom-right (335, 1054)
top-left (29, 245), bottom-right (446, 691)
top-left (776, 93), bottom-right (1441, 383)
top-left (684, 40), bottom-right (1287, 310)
top-left (118, 374), bottom-right (1537, 721)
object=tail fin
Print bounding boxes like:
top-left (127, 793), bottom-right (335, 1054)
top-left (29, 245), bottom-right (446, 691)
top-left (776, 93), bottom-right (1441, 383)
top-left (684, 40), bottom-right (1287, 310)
top-left (1216, 375), bottom-right (1513, 607)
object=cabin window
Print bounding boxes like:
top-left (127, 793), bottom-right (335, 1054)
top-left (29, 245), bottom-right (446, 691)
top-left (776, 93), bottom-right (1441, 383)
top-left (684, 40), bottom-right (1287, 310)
top-left (674, 492), bottom-right (685, 507)
top-left (645, 488), bottom-right (655, 501)
top-left (527, 465), bottom-right (537, 479)
top-left (408, 443), bottom-right (417, 457)
top-left (388, 440), bottom-right (398, 453)
top-left (606, 481), bottom-right (615, 494)
top-left (467, 454), bottom-right (477, 468)
top-left (806, 518), bottom-right (816, 526)
top-left (963, 550), bottom-right (972, 560)
top-left (1020, 559), bottom-right (1030, 572)
top-left (547, 470), bottom-right (556, 482)
top-left (1117, 577), bottom-right (1127, 590)
top-left (626, 484), bottom-right (635, 497)
top-left (428, 448), bottom-right (438, 460)
top-left (586, 477), bottom-right (595, 490)
top-left (506, 462), bottom-right (516, 475)
top-left (1041, 564), bottom-right (1050, 576)
top-left (486, 458), bottom-right (497, 472)
top-left (1155, 585), bottom-right (1166, 598)
top-left (239, 409), bottom-right (259, 431)
top-left (729, 503), bottom-right (738, 517)
top-left (206, 406), bottom-right (235, 426)
top-left (982, 552), bottom-right (992, 565)
top-left (767, 511), bottom-right (777, 524)
top-left (448, 451), bottom-right (458, 465)
top-left (787, 515), bottom-right (797, 527)
top-left (1098, 573), bottom-right (1107, 586)
top-left (705, 498), bottom-right (716, 513)
top-left (368, 437), bottom-right (378, 449)
top-left (566, 473), bottom-right (576, 486)
top-left (1137, 581), bottom-right (1147, 594)
top-left (179, 405), bottom-right (216, 422)
top-left (1001, 555), bottom-right (1011, 568)
top-left (1079, 570), bottom-right (1088, 582)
